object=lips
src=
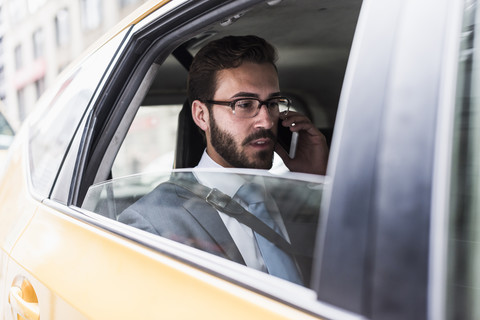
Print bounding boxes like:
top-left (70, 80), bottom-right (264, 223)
top-left (243, 130), bottom-right (276, 147)
top-left (249, 137), bottom-right (273, 148)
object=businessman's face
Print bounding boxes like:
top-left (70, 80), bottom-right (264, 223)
top-left (206, 62), bottom-right (280, 169)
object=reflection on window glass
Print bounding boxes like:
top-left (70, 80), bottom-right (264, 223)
top-left (83, 170), bottom-right (323, 286)
top-left (113, 104), bottom-right (182, 177)
top-left (28, 30), bottom-right (126, 197)
top-left (449, 0), bottom-right (480, 319)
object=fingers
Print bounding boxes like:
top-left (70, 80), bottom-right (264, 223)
top-left (276, 110), bottom-right (329, 175)
top-left (279, 111), bottom-right (319, 135)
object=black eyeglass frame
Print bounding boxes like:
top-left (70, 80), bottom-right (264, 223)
top-left (204, 96), bottom-right (292, 118)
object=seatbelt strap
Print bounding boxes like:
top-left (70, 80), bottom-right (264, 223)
top-left (166, 179), bottom-right (296, 256)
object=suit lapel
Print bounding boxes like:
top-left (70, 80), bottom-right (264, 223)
top-left (172, 175), bottom-right (245, 265)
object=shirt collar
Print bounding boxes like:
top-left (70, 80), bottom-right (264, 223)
top-left (193, 150), bottom-right (246, 197)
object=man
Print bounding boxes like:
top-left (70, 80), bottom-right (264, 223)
top-left (118, 35), bottom-right (328, 285)
top-left (188, 35), bottom-right (328, 174)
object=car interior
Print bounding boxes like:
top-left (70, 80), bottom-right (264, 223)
top-left (80, 0), bottom-right (363, 286)
top-left (98, 0), bottom-right (363, 180)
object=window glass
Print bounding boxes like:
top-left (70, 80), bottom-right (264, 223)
top-left (17, 88), bottom-right (26, 122)
top-left (14, 45), bottom-right (22, 70)
top-left (109, 104), bottom-right (294, 179)
top-left (28, 29), bottom-right (127, 197)
top-left (82, 169), bottom-right (323, 286)
top-left (32, 28), bottom-right (44, 59)
top-left (80, 0), bottom-right (362, 289)
top-left (34, 77), bottom-right (45, 99)
top-left (112, 104), bottom-right (182, 178)
top-left (55, 8), bottom-right (70, 47)
top-left (448, 0), bottom-right (480, 319)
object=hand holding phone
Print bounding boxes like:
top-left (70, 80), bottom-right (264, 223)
top-left (276, 111), bottom-right (329, 175)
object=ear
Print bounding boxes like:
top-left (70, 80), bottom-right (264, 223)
top-left (191, 100), bottom-right (210, 132)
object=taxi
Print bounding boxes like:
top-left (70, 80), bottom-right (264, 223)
top-left (0, 0), bottom-right (476, 319)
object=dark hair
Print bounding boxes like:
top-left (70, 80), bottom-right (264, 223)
top-left (187, 35), bottom-right (278, 105)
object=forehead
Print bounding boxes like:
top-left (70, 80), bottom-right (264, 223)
top-left (214, 62), bottom-right (279, 98)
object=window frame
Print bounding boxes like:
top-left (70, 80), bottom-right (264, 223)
top-left (47, 27), bottom-right (133, 203)
top-left (27, 27), bottom-right (130, 200)
top-left (313, 0), bottom-right (464, 318)
top-left (47, 0), bottom-right (378, 317)
top-left (69, 0), bottom-right (262, 206)
top-left (50, 0), bottom-right (361, 316)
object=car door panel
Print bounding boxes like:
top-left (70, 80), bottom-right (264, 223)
top-left (0, 133), bottom-right (37, 254)
top-left (9, 203), bottom-right (320, 319)
top-left (5, 260), bottom-right (88, 320)
top-left (0, 141), bottom-right (39, 319)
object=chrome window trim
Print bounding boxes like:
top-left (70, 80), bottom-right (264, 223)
top-left (93, 63), bottom-right (161, 184)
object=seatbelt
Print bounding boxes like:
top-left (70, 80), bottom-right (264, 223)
top-left (166, 179), bottom-right (297, 256)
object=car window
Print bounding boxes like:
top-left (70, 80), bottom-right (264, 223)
top-left (112, 104), bottom-right (182, 177)
top-left (78, 0), bottom-right (361, 292)
top-left (82, 169), bottom-right (323, 286)
top-left (448, 1), bottom-right (480, 319)
top-left (112, 99), bottom-right (292, 179)
top-left (109, 52), bottom-right (291, 180)
top-left (28, 30), bottom-right (127, 197)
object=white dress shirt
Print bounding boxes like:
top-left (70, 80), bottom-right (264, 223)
top-left (193, 151), bottom-right (267, 271)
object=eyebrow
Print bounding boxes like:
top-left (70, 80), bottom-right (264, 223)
top-left (230, 92), bottom-right (283, 99)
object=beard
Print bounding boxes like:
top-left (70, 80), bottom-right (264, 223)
top-left (209, 114), bottom-right (275, 169)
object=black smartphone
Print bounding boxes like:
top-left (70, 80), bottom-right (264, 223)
top-left (277, 119), bottom-right (298, 158)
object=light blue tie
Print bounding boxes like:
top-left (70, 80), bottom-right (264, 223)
top-left (235, 182), bottom-right (303, 285)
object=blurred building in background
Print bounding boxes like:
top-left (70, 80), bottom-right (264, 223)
top-left (0, 0), bottom-right (149, 128)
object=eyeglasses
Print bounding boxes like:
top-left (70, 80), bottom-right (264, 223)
top-left (205, 97), bottom-right (291, 118)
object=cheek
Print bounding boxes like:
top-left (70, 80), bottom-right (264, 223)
top-left (212, 110), bottom-right (267, 149)
top-left (213, 111), bottom-right (249, 139)
top-left (227, 124), bottom-right (248, 144)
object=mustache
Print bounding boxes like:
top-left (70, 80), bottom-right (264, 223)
top-left (242, 129), bottom-right (276, 146)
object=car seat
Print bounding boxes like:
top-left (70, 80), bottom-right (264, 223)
top-left (174, 100), bottom-right (206, 168)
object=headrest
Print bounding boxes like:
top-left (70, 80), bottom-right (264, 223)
top-left (174, 100), bottom-right (205, 168)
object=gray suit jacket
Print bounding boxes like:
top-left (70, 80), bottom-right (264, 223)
top-left (117, 174), bottom-right (246, 265)
top-left (117, 172), bottom-right (320, 283)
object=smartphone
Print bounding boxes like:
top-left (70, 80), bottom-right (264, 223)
top-left (277, 119), bottom-right (298, 158)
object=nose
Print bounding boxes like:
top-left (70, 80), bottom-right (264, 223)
top-left (254, 104), bottom-right (275, 129)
